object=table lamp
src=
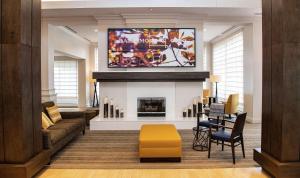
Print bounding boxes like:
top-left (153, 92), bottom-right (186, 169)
top-left (210, 75), bottom-right (220, 102)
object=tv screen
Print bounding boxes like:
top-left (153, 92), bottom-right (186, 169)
top-left (108, 28), bottom-right (196, 68)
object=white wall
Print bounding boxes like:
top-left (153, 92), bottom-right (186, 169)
top-left (251, 18), bottom-right (262, 123)
top-left (96, 17), bottom-right (205, 120)
top-left (49, 26), bottom-right (90, 60)
top-left (243, 20), bottom-right (262, 123)
top-left (41, 20), bottom-right (92, 107)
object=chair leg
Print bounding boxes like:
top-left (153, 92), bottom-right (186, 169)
top-left (231, 141), bottom-right (235, 164)
top-left (222, 141), bottom-right (224, 151)
top-left (208, 139), bottom-right (212, 158)
top-left (241, 137), bottom-right (245, 158)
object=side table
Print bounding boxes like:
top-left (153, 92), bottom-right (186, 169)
top-left (192, 126), bottom-right (209, 151)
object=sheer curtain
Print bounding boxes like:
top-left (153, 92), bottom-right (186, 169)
top-left (212, 32), bottom-right (244, 111)
top-left (54, 60), bottom-right (79, 106)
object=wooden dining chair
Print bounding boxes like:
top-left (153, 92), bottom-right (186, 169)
top-left (208, 112), bottom-right (247, 164)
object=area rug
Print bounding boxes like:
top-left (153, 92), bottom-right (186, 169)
top-left (49, 123), bottom-right (261, 169)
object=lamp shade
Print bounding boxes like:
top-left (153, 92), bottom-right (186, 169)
top-left (210, 75), bottom-right (220, 83)
top-left (89, 78), bottom-right (96, 83)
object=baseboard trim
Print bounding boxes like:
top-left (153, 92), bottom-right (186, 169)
top-left (246, 116), bottom-right (261, 124)
top-left (0, 150), bottom-right (50, 178)
top-left (254, 148), bottom-right (300, 178)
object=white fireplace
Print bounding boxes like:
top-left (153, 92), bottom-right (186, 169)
top-left (90, 81), bottom-right (203, 130)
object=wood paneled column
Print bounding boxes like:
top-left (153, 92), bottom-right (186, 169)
top-left (254, 0), bottom-right (300, 177)
top-left (0, 0), bottom-right (50, 177)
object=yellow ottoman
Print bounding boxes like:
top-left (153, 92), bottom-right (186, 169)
top-left (139, 124), bottom-right (182, 162)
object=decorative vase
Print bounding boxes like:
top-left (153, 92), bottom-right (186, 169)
top-left (120, 109), bottom-right (124, 118)
top-left (193, 98), bottom-right (197, 117)
top-left (188, 105), bottom-right (192, 117)
top-left (115, 106), bottom-right (119, 118)
top-left (103, 97), bottom-right (108, 118)
top-left (183, 108), bottom-right (187, 118)
top-left (110, 99), bottom-right (114, 118)
top-left (198, 102), bottom-right (202, 113)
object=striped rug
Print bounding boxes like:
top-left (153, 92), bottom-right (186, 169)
top-left (49, 123), bottom-right (261, 169)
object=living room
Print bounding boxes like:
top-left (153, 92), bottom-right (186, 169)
top-left (0, 0), bottom-right (299, 178)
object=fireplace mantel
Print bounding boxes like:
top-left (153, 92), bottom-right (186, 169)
top-left (93, 72), bottom-right (209, 82)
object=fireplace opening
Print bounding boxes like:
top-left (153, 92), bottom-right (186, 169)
top-left (137, 97), bottom-right (166, 117)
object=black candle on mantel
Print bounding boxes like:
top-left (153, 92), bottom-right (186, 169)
top-left (120, 109), bottom-right (124, 118)
top-left (198, 102), bottom-right (202, 113)
top-left (188, 105), bottom-right (192, 117)
top-left (198, 96), bottom-right (203, 113)
top-left (193, 99), bottom-right (197, 117)
top-left (115, 106), bottom-right (119, 118)
top-left (183, 108), bottom-right (187, 118)
top-left (110, 99), bottom-right (114, 118)
top-left (103, 97), bottom-right (108, 118)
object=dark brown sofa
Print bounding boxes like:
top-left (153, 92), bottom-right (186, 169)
top-left (42, 101), bottom-right (85, 156)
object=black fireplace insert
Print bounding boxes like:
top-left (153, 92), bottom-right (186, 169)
top-left (137, 97), bottom-right (166, 117)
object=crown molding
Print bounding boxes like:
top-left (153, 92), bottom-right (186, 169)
top-left (42, 16), bottom-right (97, 26)
top-left (95, 13), bottom-right (205, 25)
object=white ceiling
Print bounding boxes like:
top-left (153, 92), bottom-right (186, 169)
top-left (203, 23), bottom-right (233, 42)
top-left (68, 23), bottom-right (234, 43)
top-left (69, 25), bottom-right (99, 42)
top-left (43, 7), bottom-right (261, 18)
top-left (41, 0), bottom-right (261, 9)
top-left (42, 1), bottom-right (261, 43)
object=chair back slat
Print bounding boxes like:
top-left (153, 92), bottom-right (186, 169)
top-left (209, 103), bottom-right (225, 118)
top-left (231, 113), bottom-right (247, 138)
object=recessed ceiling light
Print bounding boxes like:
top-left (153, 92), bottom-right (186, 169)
top-left (203, 28), bottom-right (207, 32)
top-left (94, 29), bottom-right (98, 32)
top-left (254, 12), bottom-right (262, 16)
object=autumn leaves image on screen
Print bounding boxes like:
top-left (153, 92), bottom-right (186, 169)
top-left (108, 28), bottom-right (196, 68)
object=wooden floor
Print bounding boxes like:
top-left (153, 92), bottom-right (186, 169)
top-left (37, 167), bottom-right (270, 178)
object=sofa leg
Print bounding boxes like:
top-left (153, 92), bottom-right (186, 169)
top-left (82, 130), bottom-right (85, 135)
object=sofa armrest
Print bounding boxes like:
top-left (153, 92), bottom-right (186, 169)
top-left (42, 129), bottom-right (52, 149)
top-left (60, 111), bottom-right (85, 119)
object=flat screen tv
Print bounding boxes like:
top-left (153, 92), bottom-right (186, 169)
top-left (108, 28), bottom-right (196, 68)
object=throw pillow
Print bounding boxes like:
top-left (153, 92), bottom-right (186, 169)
top-left (46, 105), bottom-right (62, 123)
top-left (42, 112), bottom-right (54, 129)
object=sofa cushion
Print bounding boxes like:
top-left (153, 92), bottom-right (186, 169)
top-left (47, 129), bottom-right (67, 145)
top-left (59, 118), bottom-right (85, 125)
top-left (46, 105), bottom-right (62, 123)
top-left (211, 130), bottom-right (232, 142)
top-left (48, 121), bottom-right (80, 134)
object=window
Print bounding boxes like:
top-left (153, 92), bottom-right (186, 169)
top-left (54, 60), bottom-right (79, 106)
top-left (212, 32), bottom-right (244, 110)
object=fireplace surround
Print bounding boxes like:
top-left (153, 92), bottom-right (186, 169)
top-left (137, 97), bottom-right (166, 117)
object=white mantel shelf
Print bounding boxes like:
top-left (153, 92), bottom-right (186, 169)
top-left (90, 116), bottom-right (198, 130)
